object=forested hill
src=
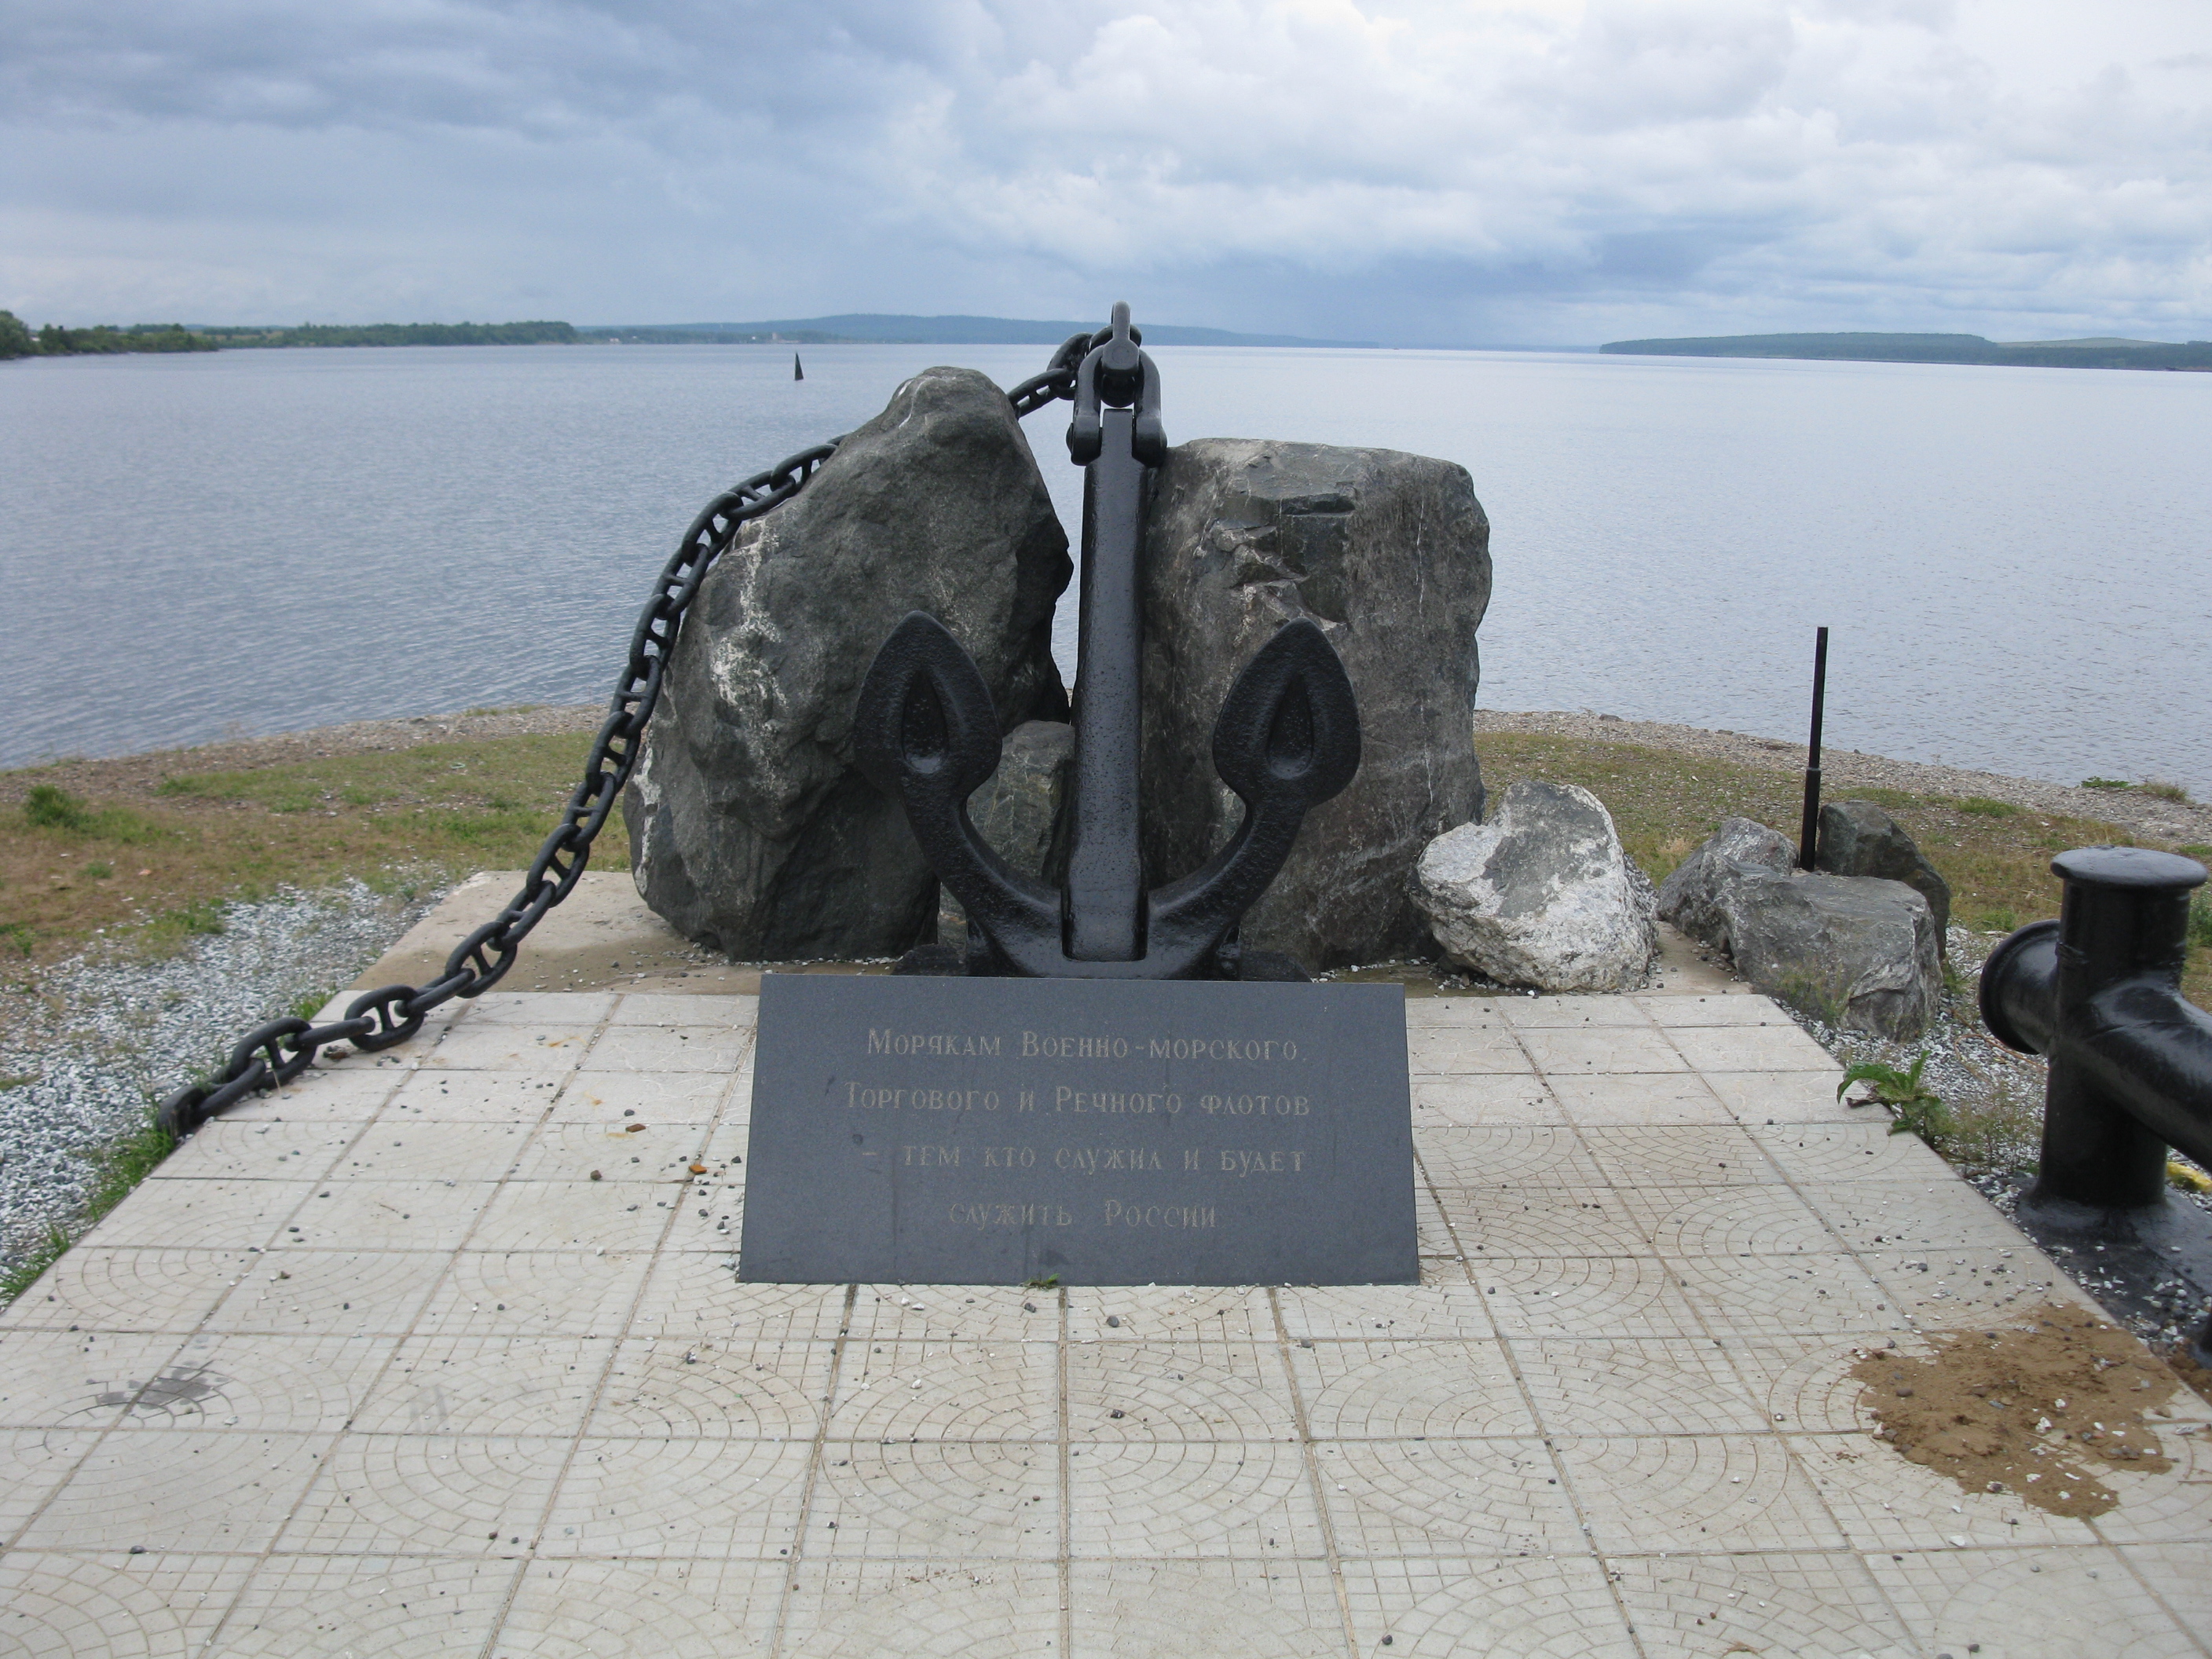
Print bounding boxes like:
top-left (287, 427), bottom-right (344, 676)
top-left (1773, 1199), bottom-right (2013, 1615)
top-left (1600, 332), bottom-right (2212, 371)
top-left (0, 315), bottom-right (579, 358)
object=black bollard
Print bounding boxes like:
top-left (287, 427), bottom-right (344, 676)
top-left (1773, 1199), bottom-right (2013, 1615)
top-left (1797, 626), bottom-right (1828, 871)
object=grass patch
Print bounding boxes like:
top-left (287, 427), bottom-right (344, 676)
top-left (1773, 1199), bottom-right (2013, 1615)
top-left (1473, 732), bottom-right (2209, 1009)
top-left (2141, 779), bottom-right (2192, 804)
top-left (1957, 797), bottom-right (2020, 819)
top-left (0, 1225), bottom-right (70, 1303)
top-left (1, 732), bottom-right (618, 967)
top-left (2082, 777), bottom-right (2133, 790)
top-left (83, 1111), bottom-right (178, 1225)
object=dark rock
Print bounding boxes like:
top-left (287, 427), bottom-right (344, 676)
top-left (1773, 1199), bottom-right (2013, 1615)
top-left (1411, 781), bottom-right (1657, 992)
top-left (625, 368), bottom-right (1071, 958)
top-left (1818, 799), bottom-right (1952, 947)
top-left (937, 720), bottom-right (1075, 942)
top-left (1137, 439), bottom-right (1491, 969)
top-left (1718, 870), bottom-right (1941, 1040)
top-left (1657, 817), bottom-right (1797, 949)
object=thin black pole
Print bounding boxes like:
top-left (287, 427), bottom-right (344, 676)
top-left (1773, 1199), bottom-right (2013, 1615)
top-left (793, 352), bottom-right (804, 381)
top-left (1798, 625), bottom-right (1829, 870)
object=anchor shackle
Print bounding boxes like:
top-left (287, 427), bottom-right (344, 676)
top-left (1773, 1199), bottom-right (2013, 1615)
top-left (1068, 301), bottom-right (1166, 466)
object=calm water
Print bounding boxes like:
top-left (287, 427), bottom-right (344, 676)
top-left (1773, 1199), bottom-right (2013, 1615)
top-left (5, 343), bottom-right (2210, 793)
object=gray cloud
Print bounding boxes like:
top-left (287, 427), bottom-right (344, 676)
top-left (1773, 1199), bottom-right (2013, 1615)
top-left (2, 0), bottom-right (2207, 342)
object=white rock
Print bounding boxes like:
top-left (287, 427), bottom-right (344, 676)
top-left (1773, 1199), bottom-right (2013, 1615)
top-left (1410, 781), bottom-right (1658, 993)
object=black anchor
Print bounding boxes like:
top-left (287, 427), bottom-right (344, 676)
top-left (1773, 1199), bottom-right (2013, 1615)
top-left (855, 303), bottom-right (1359, 980)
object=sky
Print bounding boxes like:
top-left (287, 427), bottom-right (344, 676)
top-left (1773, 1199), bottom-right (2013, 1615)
top-left (2, 0), bottom-right (2209, 346)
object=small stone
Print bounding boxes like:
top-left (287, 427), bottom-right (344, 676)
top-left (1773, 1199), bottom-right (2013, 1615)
top-left (589, 1170), bottom-right (602, 1181)
top-left (1110, 1409), bottom-right (1125, 1419)
top-left (128, 1545), bottom-right (145, 1555)
top-left (689, 1163), bottom-right (708, 1174)
top-left (1104, 1315), bottom-right (1121, 1328)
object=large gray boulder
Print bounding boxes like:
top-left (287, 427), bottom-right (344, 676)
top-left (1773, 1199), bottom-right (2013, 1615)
top-left (1657, 816), bottom-right (1798, 948)
top-left (1411, 781), bottom-right (1658, 992)
top-left (1818, 798), bottom-right (1951, 949)
top-left (1137, 439), bottom-right (1492, 969)
top-left (1718, 871), bottom-right (1941, 1039)
top-left (625, 368), bottom-right (1071, 959)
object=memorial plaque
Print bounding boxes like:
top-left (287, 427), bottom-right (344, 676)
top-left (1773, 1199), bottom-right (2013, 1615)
top-left (740, 973), bottom-right (1416, 1285)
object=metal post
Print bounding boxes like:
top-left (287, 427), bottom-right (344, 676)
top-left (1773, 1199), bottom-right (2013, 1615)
top-left (1797, 625), bottom-right (1828, 870)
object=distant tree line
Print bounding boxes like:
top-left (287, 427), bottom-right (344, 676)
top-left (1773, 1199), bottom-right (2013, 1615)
top-left (1601, 331), bottom-right (2212, 372)
top-left (0, 313), bottom-right (580, 359)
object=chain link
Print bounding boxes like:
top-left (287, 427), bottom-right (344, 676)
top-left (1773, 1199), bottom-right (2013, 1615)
top-left (157, 342), bottom-right (1088, 1138)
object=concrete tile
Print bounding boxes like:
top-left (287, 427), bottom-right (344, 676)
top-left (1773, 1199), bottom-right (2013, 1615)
top-left (1790, 1430), bottom-right (2100, 1551)
top-left (383, 1069), bottom-right (563, 1122)
top-left (1068, 1439), bottom-right (1327, 1558)
top-left (1635, 992), bottom-right (1797, 1027)
top-left (1408, 1075), bottom-right (1562, 1126)
top-left (220, 1061), bottom-right (406, 1121)
top-left (419, 1022), bottom-right (594, 1074)
top-left (0, 1328), bottom-right (192, 1430)
top-left (417, 1250), bottom-right (653, 1339)
top-left (1630, 1183), bottom-right (1835, 1256)
top-left (1557, 1433), bottom-right (1846, 1552)
top-left (0, 1426), bottom-right (98, 1540)
top-left (0, 1551), bottom-right (253, 1659)
top-left (508, 1119), bottom-right (712, 1181)
top-left (2085, 1441), bottom-right (2212, 1545)
top-left (155, 1119), bottom-right (357, 1182)
top-left (1664, 1022), bottom-right (1838, 1073)
top-left (664, 1174), bottom-right (745, 1251)
top-left (141, 1331), bottom-right (400, 1430)
top-left (1415, 1186), bottom-right (1462, 1259)
top-left (212, 1554), bottom-right (517, 1657)
top-left (1317, 1437), bottom-right (1584, 1558)
top-left (1672, 1253), bottom-right (1903, 1336)
top-left (1068, 1339), bottom-right (1300, 1442)
top-left (1276, 1284), bottom-right (1496, 1343)
top-left (206, 1249), bottom-right (448, 1339)
top-left (2114, 1543), bottom-right (2212, 1634)
top-left (1862, 1245), bottom-right (2106, 1328)
top-left (489, 1558), bottom-right (783, 1657)
top-left (1497, 994), bottom-right (1656, 1029)
top-left (1517, 1027), bottom-right (1690, 1075)
top-left (469, 1178), bottom-right (674, 1254)
top-left (1546, 1072), bottom-right (1735, 1126)
top-left (333, 1120), bottom-right (535, 1182)
top-left (1705, 1070), bottom-right (1868, 1126)
top-left (21, 1428), bottom-right (337, 1552)
top-left (826, 1337), bottom-right (1057, 1442)
top-left (1071, 1560), bottom-right (1350, 1657)
top-left (284, 1178), bottom-right (496, 1251)
top-left (1470, 1255), bottom-right (1705, 1341)
top-left (1064, 1285), bottom-right (1273, 1345)
top-left (1404, 1027), bottom-right (1533, 1076)
top-left (1866, 1545), bottom-right (2199, 1658)
top-left (586, 1024), bottom-right (750, 1074)
top-left (589, 1335), bottom-right (833, 1441)
top-left (812, 1439), bottom-right (1056, 1558)
top-left (1577, 1123), bottom-right (1782, 1187)
top-left (1290, 1339), bottom-right (1534, 1439)
top-left (1413, 1125), bottom-right (1604, 1188)
top-left (1805, 1180), bottom-right (2022, 1253)
top-left (547, 1069), bottom-right (732, 1126)
top-left (80, 1179), bottom-right (313, 1251)
top-left (1342, 1556), bottom-right (1633, 1658)
top-left (1605, 1549), bottom-right (1910, 1658)
top-left (630, 1263), bottom-right (847, 1346)
top-left (1431, 1185), bottom-right (1646, 1257)
top-left (467, 991), bottom-right (617, 1025)
top-left (780, 1558), bottom-right (1063, 1658)
top-left (1507, 1337), bottom-right (1771, 1435)
top-left (610, 991), bottom-right (760, 1027)
top-left (280, 1434), bottom-right (573, 1555)
top-left (1402, 996), bottom-right (1508, 1028)
top-left (355, 1334), bottom-right (613, 1436)
top-left (1714, 1334), bottom-right (1917, 1433)
top-left (0, 1248), bottom-right (251, 1334)
top-left (1748, 1118), bottom-right (1956, 1184)
top-left (543, 1435), bottom-right (808, 1556)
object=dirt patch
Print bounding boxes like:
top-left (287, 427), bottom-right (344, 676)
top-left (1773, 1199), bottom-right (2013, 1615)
top-left (1853, 1302), bottom-right (2185, 1518)
top-left (2164, 1346), bottom-right (2212, 1411)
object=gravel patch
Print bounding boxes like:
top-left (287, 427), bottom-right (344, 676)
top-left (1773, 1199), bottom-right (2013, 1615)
top-left (0, 878), bottom-right (440, 1284)
top-left (1478, 709), bottom-right (2212, 845)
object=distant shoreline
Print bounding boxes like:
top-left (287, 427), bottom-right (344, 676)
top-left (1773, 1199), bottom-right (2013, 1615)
top-left (1602, 331), bottom-right (2212, 372)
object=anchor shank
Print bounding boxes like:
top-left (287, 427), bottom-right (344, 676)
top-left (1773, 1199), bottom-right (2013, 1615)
top-left (1065, 407), bottom-right (1148, 961)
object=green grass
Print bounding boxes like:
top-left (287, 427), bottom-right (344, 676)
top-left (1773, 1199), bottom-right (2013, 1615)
top-left (0, 1110), bottom-right (180, 1304)
top-left (0, 1225), bottom-right (71, 1302)
top-left (1957, 797), bottom-right (2020, 819)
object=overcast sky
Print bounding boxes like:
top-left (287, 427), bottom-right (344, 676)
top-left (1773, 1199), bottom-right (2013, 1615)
top-left (3, 0), bottom-right (2208, 345)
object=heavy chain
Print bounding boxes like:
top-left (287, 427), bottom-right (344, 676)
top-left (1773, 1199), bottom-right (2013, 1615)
top-left (156, 333), bottom-right (1097, 1138)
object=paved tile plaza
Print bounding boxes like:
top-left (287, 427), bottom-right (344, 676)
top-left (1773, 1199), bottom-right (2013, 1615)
top-left (3, 982), bottom-right (2209, 1657)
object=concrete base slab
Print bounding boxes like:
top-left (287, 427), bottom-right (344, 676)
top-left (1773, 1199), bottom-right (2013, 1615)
top-left (7, 983), bottom-right (2208, 1656)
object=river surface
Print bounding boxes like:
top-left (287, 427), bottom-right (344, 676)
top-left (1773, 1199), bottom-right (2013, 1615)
top-left (5, 342), bottom-right (2209, 793)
